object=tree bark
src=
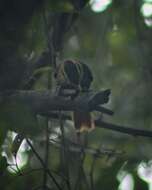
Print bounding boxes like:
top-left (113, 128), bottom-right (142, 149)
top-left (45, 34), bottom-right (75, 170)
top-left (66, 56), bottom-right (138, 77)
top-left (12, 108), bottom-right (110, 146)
top-left (0, 89), bottom-right (111, 114)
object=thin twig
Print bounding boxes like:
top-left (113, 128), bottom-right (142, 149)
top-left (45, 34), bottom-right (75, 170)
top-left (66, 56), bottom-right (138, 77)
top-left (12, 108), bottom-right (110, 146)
top-left (90, 156), bottom-right (96, 190)
top-left (59, 112), bottom-right (71, 190)
top-left (49, 138), bottom-right (123, 157)
top-left (26, 138), bottom-right (62, 190)
top-left (74, 153), bottom-right (86, 190)
top-left (74, 133), bottom-right (89, 190)
top-left (42, 119), bottom-right (50, 190)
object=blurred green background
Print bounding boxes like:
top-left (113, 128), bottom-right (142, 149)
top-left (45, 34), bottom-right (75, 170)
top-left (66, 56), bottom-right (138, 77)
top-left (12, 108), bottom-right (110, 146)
top-left (0, 0), bottom-right (152, 189)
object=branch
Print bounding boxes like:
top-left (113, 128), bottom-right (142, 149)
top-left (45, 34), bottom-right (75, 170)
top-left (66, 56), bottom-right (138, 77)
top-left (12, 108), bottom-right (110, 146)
top-left (95, 106), bottom-right (114, 115)
top-left (1, 89), bottom-right (110, 113)
top-left (44, 113), bottom-right (152, 139)
top-left (88, 89), bottom-right (111, 110)
top-left (95, 120), bottom-right (152, 138)
top-left (22, 51), bottom-right (51, 89)
top-left (26, 139), bottom-right (62, 190)
top-left (32, 51), bottom-right (51, 70)
top-left (50, 139), bottom-right (122, 157)
top-left (4, 90), bottom-right (151, 139)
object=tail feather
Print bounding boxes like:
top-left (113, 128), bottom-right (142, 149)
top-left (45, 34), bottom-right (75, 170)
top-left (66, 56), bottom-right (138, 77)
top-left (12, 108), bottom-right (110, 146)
top-left (73, 111), bottom-right (95, 132)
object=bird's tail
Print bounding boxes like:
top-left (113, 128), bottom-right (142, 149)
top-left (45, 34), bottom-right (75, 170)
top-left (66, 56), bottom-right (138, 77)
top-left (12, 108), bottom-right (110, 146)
top-left (73, 111), bottom-right (95, 132)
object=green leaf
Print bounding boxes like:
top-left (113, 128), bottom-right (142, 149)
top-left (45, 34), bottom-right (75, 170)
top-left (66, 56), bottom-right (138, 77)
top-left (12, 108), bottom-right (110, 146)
top-left (0, 156), bottom-right (8, 176)
top-left (11, 134), bottom-right (24, 157)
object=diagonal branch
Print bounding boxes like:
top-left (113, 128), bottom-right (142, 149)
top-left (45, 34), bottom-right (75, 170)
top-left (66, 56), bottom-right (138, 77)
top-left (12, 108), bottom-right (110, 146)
top-left (26, 138), bottom-right (62, 190)
top-left (95, 120), bottom-right (152, 138)
top-left (44, 113), bottom-right (152, 139)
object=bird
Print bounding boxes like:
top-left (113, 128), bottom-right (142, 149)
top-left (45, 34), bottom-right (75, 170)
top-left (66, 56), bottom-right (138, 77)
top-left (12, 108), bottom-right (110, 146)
top-left (54, 59), bottom-right (95, 132)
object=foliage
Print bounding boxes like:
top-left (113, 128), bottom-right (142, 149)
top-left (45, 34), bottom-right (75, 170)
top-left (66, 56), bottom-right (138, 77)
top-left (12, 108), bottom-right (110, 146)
top-left (0, 0), bottom-right (152, 190)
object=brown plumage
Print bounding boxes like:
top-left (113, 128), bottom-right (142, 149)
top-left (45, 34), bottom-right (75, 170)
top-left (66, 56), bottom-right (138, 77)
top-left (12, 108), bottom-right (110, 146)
top-left (55, 59), bottom-right (95, 132)
top-left (73, 111), bottom-right (95, 132)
